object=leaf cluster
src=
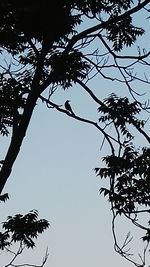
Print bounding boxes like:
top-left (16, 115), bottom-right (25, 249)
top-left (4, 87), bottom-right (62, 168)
top-left (72, 0), bottom-right (132, 15)
top-left (0, 210), bottom-right (49, 249)
top-left (106, 15), bottom-right (144, 51)
top-left (49, 50), bottom-right (90, 88)
top-left (98, 93), bottom-right (145, 140)
top-left (0, 193), bottom-right (9, 202)
top-left (0, 76), bottom-right (25, 136)
top-left (96, 144), bottom-right (150, 214)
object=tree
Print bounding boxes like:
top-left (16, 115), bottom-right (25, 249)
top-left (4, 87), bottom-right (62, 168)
top-left (0, 0), bottom-right (150, 266)
top-left (0, 202), bottom-right (49, 267)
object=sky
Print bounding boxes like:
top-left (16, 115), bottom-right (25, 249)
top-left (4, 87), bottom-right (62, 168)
top-left (1, 3), bottom-right (150, 267)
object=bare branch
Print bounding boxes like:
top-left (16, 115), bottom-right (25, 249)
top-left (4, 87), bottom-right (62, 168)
top-left (98, 34), bottom-right (150, 60)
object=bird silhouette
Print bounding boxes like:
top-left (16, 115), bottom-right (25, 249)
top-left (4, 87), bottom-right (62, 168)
top-left (65, 100), bottom-right (75, 115)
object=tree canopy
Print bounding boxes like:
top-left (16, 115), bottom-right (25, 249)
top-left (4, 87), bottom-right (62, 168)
top-left (0, 1), bottom-right (150, 266)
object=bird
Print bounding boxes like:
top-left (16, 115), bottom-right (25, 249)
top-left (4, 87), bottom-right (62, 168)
top-left (65, 100), bottom-right (75, 115)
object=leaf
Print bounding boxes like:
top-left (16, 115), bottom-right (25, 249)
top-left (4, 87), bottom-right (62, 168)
top-left (99, 187), bottom-right (110, 197)
top-left (0, 193), bottom-right (9, 202)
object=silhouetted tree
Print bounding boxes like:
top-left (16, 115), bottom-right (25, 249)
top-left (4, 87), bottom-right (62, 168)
top-left (0, 1), bottom-right (150, 266)
top-left (0, 202), bottom-right (49, 267)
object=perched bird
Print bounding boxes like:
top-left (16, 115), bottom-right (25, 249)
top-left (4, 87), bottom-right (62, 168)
top-left (65, 100), bottom-right (75, 115)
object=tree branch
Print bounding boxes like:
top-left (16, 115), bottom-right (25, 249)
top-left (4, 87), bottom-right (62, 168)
top-left (65, 0), bottom-right (150, 53)
top-left (39, 95), bottom-right (117, 154)
top-left (98, 34), bottom-right (150, 60)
